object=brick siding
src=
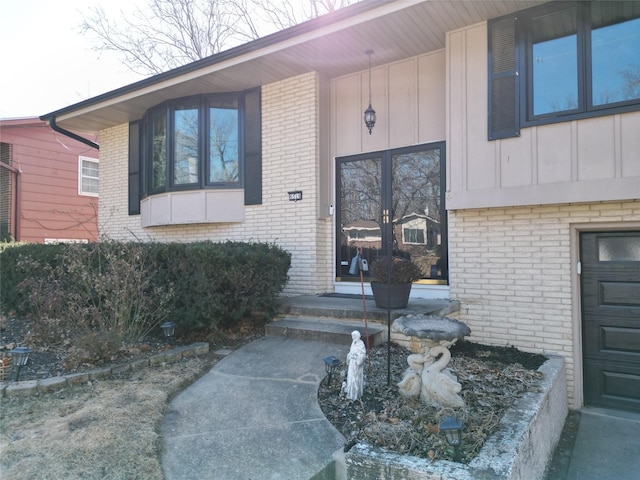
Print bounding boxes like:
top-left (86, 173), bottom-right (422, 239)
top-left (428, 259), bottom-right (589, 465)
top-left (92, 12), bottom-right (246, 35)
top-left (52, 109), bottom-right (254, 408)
top-left (98, 72), bottom-right (332, 295)
top-left (448, 200), bottom-right (640, 404)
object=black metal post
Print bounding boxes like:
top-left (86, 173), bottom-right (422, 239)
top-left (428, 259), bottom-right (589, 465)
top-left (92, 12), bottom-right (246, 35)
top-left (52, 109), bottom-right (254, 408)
top-left (386, 238), bottom-right (392, 386)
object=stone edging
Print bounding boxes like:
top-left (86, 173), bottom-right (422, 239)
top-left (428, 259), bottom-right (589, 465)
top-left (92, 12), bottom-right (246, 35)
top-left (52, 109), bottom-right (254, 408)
top-left (0, 342), bottom-right (210, 398)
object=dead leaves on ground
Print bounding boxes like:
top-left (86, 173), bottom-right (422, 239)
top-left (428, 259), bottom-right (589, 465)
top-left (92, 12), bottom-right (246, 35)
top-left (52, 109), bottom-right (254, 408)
top-left (318, 342), bottom-right (544, 463)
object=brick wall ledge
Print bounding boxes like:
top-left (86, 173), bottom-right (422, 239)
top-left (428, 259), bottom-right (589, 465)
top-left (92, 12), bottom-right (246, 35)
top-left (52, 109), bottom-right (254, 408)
top-left (341, 355), bottom-right (567, 480)
top-left (0, 342), bottom-right (210, 398)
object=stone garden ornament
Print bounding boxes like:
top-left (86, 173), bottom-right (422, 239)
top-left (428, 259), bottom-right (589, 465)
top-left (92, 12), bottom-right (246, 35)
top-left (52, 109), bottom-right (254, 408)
top-left (393, 314), bottom-right (470, 408)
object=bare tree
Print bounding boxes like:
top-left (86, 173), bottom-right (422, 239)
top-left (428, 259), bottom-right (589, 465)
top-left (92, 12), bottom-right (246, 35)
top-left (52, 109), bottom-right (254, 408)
top-left (81, 0), bottom-right (359, 76)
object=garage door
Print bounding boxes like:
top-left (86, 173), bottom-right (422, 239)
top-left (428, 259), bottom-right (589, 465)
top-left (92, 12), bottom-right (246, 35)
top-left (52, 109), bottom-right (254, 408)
top-left (581, 231), bottom-right (640, 412)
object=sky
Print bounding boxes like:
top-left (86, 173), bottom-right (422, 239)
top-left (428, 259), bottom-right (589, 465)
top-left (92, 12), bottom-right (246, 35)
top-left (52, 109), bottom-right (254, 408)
top-left (0, 0), bottom-right (147, 119)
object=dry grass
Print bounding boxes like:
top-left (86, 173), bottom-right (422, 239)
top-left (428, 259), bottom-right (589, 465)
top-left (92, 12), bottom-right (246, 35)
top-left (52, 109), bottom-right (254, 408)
top-left (0, 356), bottom-right (215, 480)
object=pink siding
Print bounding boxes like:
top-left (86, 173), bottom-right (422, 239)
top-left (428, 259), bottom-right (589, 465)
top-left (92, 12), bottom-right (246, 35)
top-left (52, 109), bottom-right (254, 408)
top-left (0, 117), bottom-right (99, 243)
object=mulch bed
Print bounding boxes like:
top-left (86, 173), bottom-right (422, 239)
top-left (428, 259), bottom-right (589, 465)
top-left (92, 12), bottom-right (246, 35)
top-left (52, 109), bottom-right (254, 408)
top-left (318, 341), bottom-right (547, 463)
top-left (0, 315), bottom-right (257, 383)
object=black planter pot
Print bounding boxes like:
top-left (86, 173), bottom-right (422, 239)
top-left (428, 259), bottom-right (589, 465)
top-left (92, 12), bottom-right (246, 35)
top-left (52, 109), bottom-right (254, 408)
top-left (370, 282), bottom-right (412, 309)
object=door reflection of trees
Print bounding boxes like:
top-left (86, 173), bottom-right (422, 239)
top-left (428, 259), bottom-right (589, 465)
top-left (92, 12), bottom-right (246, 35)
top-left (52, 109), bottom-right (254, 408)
top-left (338, 146), bottom-right (445, 281)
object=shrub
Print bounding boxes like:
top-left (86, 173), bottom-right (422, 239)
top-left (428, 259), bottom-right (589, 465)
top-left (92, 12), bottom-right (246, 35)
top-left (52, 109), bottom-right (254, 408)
top-left (0, 242), bottom-right (68, 316)
top-left (12, 241), bottom-right (174, 364)
top-left (160, 241), bottom-right (291, 330)
top-left (369, 256), bottom-right (423, 284)
top-left (2, 240), bottom-right (291, 345)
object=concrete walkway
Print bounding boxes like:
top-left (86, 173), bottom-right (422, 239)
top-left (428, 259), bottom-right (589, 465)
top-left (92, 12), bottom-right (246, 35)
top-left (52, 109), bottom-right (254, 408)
top-left (159, 292), bottom-right (640, 480)
top-left (161, 336), bottom-right (349, 480)
top-left (563, 408), bottom-right (640, 480)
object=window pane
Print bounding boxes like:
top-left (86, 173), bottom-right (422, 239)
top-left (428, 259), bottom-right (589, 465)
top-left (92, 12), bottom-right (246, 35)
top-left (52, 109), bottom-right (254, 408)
top-left (173, 105), bottom-right (199, 185)
top-left (151, 111), bottom-right (166, 190)
top-left (591, 17), bottom-right (640, 106)
top-left (403, 228), bottom-right (425, 245)
top-left (81, 159), bottom-right (99, 194)
top-left (209, 99), bottom-right (239, 184)
top-left (82, 177), bottom-right (99, 194)
top-left (598, 236), bottom-right (640, 262)
top-left (531, 8), bottom-right (578, 116)
top-left (82, 161), bottom-right (98, 178)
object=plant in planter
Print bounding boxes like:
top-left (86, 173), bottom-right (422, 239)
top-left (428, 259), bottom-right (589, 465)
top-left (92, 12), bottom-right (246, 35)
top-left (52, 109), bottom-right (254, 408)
top-left (369, 256), bottom-right (423, 309)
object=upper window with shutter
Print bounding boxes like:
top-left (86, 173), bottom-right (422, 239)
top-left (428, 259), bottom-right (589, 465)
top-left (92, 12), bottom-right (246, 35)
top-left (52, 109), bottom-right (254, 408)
top-left (488, 1), bottom-right (640, 141)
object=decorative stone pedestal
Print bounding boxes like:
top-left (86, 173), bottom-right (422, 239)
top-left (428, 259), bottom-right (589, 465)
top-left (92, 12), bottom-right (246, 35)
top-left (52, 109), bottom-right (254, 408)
top-left (391, 314), bottom-right (470, 353)
top-left (392, 314), bottom-right (471, 408)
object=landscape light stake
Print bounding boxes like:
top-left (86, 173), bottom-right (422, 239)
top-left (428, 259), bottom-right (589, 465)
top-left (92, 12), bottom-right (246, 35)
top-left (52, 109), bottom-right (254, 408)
top-left (10, 346), bottom-right (31, 382)
top-left (323, 356), bottom-right (342, 385)
top-left (440, 416), bottom-right (464, 462)
top-left (161, 322), bottom-right (176, 344)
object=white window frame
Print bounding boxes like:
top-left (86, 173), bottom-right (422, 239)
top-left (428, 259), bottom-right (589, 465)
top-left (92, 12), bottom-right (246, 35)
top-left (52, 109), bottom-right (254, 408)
top-left (79, 156), bottom-right (99, 196)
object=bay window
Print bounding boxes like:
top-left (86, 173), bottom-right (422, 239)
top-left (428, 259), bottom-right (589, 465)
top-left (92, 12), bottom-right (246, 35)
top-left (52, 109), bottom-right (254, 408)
top-left (128, 89), bottom-right (261, 216)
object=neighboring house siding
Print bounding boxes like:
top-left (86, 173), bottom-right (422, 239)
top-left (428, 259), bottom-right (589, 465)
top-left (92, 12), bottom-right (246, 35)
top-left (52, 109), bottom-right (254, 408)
top-left (449, 200), bottom-right (640, 408)
top-left (0, 143), bottom-right (12, 240)
top-left (0, 119), bottom-right (98, 243)
top-left (446, 22), bottom-right (640, 210)
top-left (99, 72), bottom-right (332, 295)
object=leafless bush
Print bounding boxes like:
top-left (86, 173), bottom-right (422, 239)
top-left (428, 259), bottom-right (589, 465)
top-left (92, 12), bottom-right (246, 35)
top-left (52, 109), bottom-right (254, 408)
top-left (18, 241), bottom-right (173, 363)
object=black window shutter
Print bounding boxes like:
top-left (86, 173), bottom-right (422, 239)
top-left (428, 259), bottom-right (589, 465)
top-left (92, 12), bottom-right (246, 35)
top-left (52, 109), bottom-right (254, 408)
top-left (488, 16), bottom-right (520, 140)
top-left (244, 88), bottom-right (262, 205)
top-left (128, 121), bottom-right (141, 215)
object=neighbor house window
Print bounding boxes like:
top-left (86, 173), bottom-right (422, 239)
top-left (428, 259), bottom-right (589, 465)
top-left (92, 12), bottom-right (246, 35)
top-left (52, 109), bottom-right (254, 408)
top-left (403, 228), bottom-right (425, 245)
top-left (488, 1), bottom-right (640, 139)
top-left (78, 156), bottom-right (99, 196)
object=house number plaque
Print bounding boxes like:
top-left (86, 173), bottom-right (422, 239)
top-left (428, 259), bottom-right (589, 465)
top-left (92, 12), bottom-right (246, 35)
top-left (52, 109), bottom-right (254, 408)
top-left (288, 191), bottom-right (303, 202)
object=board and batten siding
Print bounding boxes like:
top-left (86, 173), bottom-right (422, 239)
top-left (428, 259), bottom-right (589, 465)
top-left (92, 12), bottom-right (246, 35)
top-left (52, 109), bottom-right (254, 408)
top-left (99, 72), bottom-right (333, 295)
top-left (446, 22), bottom-right (640, 210)
top-left (331, 50), bottom-right (446, 158)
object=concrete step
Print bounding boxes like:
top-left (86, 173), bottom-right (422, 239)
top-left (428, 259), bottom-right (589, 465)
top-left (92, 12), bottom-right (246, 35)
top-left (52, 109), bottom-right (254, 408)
top-left (276, 294), bottom-right (460, 323)
top-left (265, 316), bottom-right (386, 347)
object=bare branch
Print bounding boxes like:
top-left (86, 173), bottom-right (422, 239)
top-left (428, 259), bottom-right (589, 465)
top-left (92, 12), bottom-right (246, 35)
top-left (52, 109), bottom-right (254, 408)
top-left (80, 0), bottom-right (361, 76)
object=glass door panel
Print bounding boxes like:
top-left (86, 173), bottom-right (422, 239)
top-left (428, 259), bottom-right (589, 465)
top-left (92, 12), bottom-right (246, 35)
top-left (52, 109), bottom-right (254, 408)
top-left (392, 148), bottom-right (444, 280)
top-left (337, 156), bottom-right (383, 277)
top-left (336, 142), bottom-right (447, 283)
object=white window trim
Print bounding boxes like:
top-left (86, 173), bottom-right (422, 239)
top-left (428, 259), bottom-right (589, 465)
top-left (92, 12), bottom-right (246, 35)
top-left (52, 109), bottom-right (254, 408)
top-left (78, 156), bottom-right (99, 197)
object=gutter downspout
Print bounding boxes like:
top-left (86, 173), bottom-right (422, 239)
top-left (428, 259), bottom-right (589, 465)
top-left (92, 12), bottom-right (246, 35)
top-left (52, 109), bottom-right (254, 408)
top-left (46, 116), bottom-right (100, 151)
top-left (0, 160), bottom-right (20, 241)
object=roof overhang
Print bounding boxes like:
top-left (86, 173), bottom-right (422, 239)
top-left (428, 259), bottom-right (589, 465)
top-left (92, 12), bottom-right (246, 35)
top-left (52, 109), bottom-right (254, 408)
top-left (41, 0), bottom-right (545, 134)
top-left (0, 117), bottom-right (46, 128)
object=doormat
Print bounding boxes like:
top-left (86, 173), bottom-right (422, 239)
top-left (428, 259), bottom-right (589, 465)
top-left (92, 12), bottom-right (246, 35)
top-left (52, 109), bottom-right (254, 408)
top-left (320, 293), bottom-right (374, 300)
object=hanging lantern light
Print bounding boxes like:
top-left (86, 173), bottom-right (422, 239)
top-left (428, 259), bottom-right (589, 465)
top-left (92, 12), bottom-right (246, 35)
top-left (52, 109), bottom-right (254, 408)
top-left (364, 49), bottom-right (376, 135)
